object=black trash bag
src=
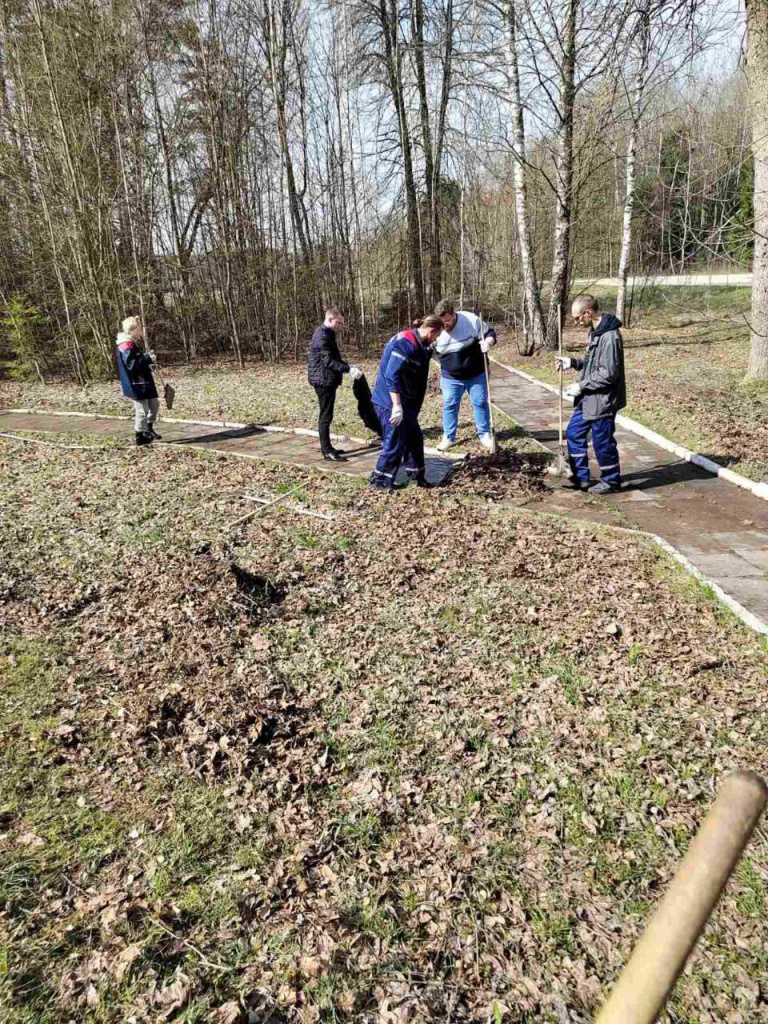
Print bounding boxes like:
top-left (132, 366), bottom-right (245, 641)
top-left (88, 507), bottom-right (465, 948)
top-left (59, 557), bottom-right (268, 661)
top-left (353, 374), bottom-right (384, 438)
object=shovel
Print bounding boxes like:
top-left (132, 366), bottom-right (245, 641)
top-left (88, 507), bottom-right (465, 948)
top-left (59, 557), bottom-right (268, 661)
top-left (483, 350), bottom-right (497, 456)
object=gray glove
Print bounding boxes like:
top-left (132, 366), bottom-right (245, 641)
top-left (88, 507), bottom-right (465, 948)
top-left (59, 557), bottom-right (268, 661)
top-left (565, 381), bottom-right (582, 399)
top-left (390, 405), bottom-right (404, 427)
top-left (349, 365), bottom-right (364, 381)
top-left (555, 356), bottom-right (572, 371)
top-left (480, 337), bottom-right (496, 354)
top-left (147, 351), bottom-right (157, 365)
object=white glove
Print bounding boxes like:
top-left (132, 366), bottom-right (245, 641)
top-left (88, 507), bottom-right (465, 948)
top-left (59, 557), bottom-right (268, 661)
top-left (147, 351), bottom-right (157, 365)
top-left (480, 336), bottom-right (496, 354)
top-left (555, 356), bottom-right (572, 371)
top-left (565, 382), bottom-right (582, 399)
top-left (349, 365), bottom-right (364, 381)
top-left (390, 405), bottom-right (404, 427)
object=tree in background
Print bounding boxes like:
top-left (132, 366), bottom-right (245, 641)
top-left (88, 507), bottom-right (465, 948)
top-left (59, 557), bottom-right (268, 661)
top-left (746, 0), bottom-right (768, 380)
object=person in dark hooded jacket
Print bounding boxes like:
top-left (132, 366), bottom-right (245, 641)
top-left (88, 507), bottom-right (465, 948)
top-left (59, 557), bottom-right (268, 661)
top-left (307, 307), bottom-right (362, 462)
top-left (556, 295), bottom-right (626, 494)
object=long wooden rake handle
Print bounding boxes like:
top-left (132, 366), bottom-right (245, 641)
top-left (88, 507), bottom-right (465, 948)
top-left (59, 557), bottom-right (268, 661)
top-left (596, 771), bottom-right (767, 1024)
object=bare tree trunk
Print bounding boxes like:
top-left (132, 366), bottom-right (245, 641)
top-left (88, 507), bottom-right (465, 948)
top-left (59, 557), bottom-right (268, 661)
top-left (545, 0), bottom-right (577, 350)
top-left (616, 0), bottom-right (650, 325)
top-left (507, 0), bottom-right (545, 353)
top-left (747, 0), bottom-right (768, 380)
top-left (380, 0), bottom-right (425, 311)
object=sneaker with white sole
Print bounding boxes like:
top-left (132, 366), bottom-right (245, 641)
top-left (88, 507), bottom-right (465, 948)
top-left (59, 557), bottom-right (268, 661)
top-left (478, 433), bottom-right (495, 451)
top-left (436, 436), bottom-right (457, 452)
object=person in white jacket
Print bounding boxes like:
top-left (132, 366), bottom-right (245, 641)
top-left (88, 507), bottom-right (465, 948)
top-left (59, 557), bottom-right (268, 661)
top-left (432, 298), bottom-right (497, 451)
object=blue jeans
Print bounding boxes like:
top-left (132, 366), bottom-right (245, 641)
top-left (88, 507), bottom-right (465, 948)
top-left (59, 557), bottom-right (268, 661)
top-left (440, 372), bottom-right (491, 440)
top-left (565, 406), bottom-right (621, 486)
top-left (369, 404), bottom-right (425, 489)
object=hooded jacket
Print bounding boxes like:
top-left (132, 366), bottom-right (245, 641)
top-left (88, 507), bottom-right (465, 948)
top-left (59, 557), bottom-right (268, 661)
top-left (307, 324), bottom-right (350, 389)
top-left (116, 332), bottom-right (158, 401)
top-left (571, 313), bottom-right (626, 422)
top-left (371, 329), bottom-right (431, 414)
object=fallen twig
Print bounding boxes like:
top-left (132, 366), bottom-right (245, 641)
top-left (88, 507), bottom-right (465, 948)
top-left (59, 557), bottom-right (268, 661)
top-left (225, 486), bottom-right (301, 531)
top-left (241, 492), bottom-right (336, 522)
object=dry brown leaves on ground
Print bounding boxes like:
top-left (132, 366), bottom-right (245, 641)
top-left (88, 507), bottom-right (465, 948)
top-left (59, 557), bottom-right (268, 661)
top-left (0, 438), bottom-right (767, 1024)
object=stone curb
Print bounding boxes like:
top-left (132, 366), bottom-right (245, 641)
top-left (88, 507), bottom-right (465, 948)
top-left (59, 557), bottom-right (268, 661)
top-left (488, 358), bottom-right (768, 501)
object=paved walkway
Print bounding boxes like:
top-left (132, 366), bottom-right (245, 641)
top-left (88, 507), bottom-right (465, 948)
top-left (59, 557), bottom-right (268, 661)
top-left (0, 410), bottom-right (457, 486)
top-left (489, 361), bottom-right (768, 632)
top-left (572, 273), bottom-right (752, 288)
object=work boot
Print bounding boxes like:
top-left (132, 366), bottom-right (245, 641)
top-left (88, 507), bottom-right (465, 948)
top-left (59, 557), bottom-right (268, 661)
top-left (436, 436), bottom-right (457, 452)
top-left (135, 431), bottom-right (152, 447)
top-left (415, 477), bottom-right (436, 489)
top-left (588, 480), bottom-right (621, 495)
top-left (147, 427), bottom-right (162, 440)
top-left (561, 477), bottom-right (587, 490)
top-left (323, 450), bottom-right (347, 462)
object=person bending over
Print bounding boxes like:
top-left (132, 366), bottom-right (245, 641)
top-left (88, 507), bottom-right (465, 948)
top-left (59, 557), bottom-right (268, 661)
top-left (307, 307), bottom-right (362, 462)
top-left (369, 316), bottom-right (444, 490)
top-left (556, 294), bottom-right (626, 494)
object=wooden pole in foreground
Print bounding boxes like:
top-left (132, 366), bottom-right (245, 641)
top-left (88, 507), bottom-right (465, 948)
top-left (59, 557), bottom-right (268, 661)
top-left (596, 771), bottom-right (767, 1024)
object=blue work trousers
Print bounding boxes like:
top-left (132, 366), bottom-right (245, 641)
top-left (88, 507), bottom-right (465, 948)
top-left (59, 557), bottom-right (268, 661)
top-left (565, 406), bottom-right (621, 486)
top-left (369, 404), bottom-right (425, 489)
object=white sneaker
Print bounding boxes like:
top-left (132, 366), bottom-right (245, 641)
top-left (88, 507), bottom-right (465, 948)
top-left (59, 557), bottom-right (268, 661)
top-left (436, 436), bottom-right (456, 452)
top-left (478, 432), bottom-right (495, 451)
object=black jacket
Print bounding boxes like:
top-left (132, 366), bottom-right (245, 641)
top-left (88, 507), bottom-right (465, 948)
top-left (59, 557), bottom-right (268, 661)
top-left (307, 324), bottom-right (350, 388)
top-left (572, 313), bottom-right (626, 422)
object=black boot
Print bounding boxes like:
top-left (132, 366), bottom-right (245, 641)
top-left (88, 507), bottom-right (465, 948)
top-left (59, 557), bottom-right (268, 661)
top-left (135, 431), bottom-right (152, 447)
top-left (147, 427), bottom-right (162, 440)
top-left (415, 476), bottom-right (435, 489)
top-left (323, 450), bottom-right (347, 462)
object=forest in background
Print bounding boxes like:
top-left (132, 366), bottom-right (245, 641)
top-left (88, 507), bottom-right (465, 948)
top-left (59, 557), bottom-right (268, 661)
top-left (0, 0), bottom-right (754, 379)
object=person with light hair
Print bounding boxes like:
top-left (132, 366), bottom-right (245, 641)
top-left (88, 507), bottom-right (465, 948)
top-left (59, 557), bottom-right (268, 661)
top-left (555, 294), bottom-right (626, 494)
top-left (307, 306), bottom-right (362, 461)
top-left (115, 316), bottom-right (161, 446)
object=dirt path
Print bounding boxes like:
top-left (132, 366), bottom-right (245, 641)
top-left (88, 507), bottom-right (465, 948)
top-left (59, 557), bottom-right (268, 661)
top-left (489, 361), bottom-right (768, 633)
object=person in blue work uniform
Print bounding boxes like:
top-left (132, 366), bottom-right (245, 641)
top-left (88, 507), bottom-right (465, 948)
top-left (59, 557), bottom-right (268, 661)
top-left (369, 315), bottom-right (444, 490)
top-left (556, 294), bottom-right (626, 494)
top-left (433, 298), bottom-right (497, 451)
top-left (115, 316), bottom-right (161, 446)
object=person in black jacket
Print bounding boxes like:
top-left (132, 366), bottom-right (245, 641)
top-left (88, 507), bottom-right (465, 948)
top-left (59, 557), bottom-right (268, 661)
top-left (556, 295), bottom-right (626, 494)
top-left (307, 307), bottom-right (361, 462)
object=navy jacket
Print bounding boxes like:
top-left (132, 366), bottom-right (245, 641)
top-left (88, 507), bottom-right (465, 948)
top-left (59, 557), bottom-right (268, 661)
top-left (307, 324), bottom-right (350, 388)
top-left (116, 334), bottom-right (157, 401)
top-left (572, 313), bottom-right (626, 422)
top-left (372, 329), bottom-right (431, 414)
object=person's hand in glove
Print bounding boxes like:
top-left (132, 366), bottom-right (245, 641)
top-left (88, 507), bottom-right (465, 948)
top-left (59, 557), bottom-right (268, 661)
top-left (565, 381), bottom-right (582, 399)
top-left (480, 335), bottom-right (496, 354)
top-left (147, 351), bottom-right (157, 365)
top-left (555, 356), bottom-right (572, 371)
top-left (390, 404), bottom-right (404, 427)
top-left (349, 365), bottom-right (364, 381)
